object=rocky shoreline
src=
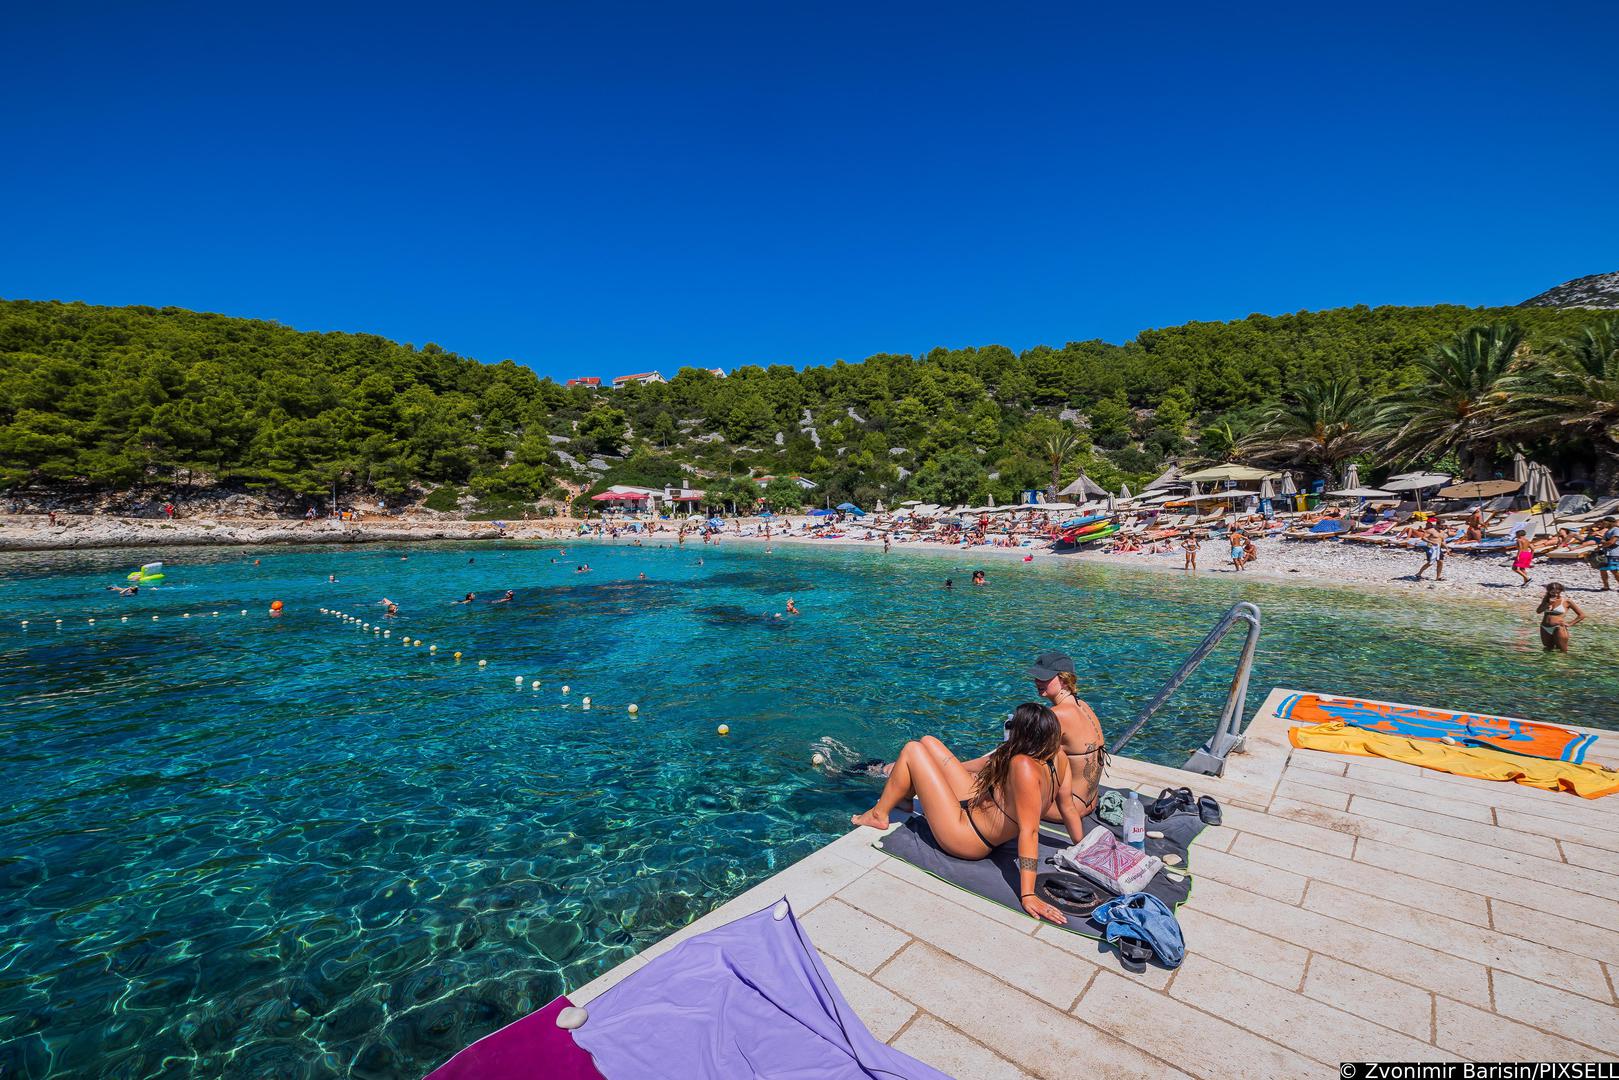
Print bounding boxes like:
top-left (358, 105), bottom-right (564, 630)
top-left (0, 514), bottom-right (553, 551)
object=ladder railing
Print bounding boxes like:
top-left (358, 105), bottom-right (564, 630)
top-left (1107, 601), bottom-right (1262, 776)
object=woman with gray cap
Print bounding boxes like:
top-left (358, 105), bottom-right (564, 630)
top-left (860, 651), bottom-right (1105, 818)
top-left (1014, 651), bottom-right (1106, 818)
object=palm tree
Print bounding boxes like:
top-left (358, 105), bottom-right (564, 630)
top-left (1495, 318), bottom-right (1619, 490)
top-left (1376, 321), bottom-right (1524, 479)
top-left (1237, 377), bottom-right (1376, 484)
top-left (1194, 421), bottom-right (1244, 465)
top-left (1042, 428), bottom-right (1080, 499)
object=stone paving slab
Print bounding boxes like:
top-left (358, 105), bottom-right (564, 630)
top-left (567, 688), bottom-right (1618, 1076)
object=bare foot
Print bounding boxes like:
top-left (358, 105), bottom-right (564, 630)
top-left (851, 808), bottom-right (890, 830)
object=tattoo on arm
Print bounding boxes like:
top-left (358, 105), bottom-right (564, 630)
top-left (1017, 856), bottom-right (1038, 872)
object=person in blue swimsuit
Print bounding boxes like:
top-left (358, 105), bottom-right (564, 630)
top-left (1597, 517), bottom-right (1619, 592)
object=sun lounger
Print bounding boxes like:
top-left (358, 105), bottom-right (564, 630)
top-left (1546, 544), bottom-right (1598, 561)
top-left (1560, 497), bottom-right (1619, 525)
top-left (1341, 521), bottom-right (1397, 543)
top-left (1283, 518), bottom-right (1348, 541)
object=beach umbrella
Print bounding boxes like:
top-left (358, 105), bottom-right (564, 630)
top-left (1188, 481), bottom-right (1202, 497)
top-left (1325, 487), bottom-right (1396, 499)
top-left (1143, 464), bottom-right (1184, 492)
top-left (1511, 452), bottom-right (1529, 487)
top-left (1058, 473), bottom-right (1107, 499)
top-left (1342, 463), bottom-right (1361, 491)
top-left (836, 502), bottom-right (865, 515)
top-left (1180, 463), bottom-right (1279, 483)
top-left (1190, 489), bottom-right (1262, 500)
top-left (1526, 462), bottom-right (1559, 529)
top-left (1118, 483), bottom-right (1133, 501)
top-left (1382, 471), bottom-right (1452, 511)
top-left (1279, 471), bottom-right (1298, 496)
top-left (899, 500), bottom-right (921, 507)
top-left (874, 500), bottom-right (886, 513)
top-left (1437, 478), bottom-right (1522, 500)
top-left (1258, 476), bottom-right (1275, 515)
top-left (808, 508), bottom-right (835, 517)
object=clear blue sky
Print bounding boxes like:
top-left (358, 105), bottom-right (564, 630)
top-left (4, 2), bottom-right (1615, 380)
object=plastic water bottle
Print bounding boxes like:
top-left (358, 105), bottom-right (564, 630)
top-left (1123, 791), bottom-right (1146, 850)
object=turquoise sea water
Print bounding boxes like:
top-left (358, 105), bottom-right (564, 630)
top-left (2, 539), bottom-right (1616, 1078)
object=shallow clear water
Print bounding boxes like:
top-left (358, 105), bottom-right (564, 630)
top-left (1, 540), bottom-right (1614, 1078)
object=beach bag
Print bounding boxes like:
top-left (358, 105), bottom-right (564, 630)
top-left (1054, 826), bottom-right (1163, 896)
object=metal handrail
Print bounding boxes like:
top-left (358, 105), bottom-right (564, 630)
top-left (1108, 601), bottom-right (1262, 776)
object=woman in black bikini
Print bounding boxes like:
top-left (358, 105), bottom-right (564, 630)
top-left (851, 703), bottom-right (1088, 926)
top-left (861, 652), bottom-right (1106, 819)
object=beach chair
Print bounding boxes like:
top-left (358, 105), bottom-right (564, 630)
top-left (1482, 512), bottom-right (1532, 538)
top-left (1560, 497), bottom-right (1619, 525)
top-left (1341, 520), bottom-right (1397, 544)
top-left (1283, 517), bottom-right (1349, 541)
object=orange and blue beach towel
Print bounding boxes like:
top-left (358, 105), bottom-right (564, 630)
top-left (1275, 693), bottom-right (1598, 764)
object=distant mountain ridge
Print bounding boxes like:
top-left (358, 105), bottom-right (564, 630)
top-left (1520, 271), bottom-right (1619, 309)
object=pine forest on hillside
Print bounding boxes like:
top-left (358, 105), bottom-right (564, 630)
top-left (2, 298), bottom-right (1617, 514)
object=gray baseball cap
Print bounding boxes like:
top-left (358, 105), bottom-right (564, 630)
top-left (1025, 651), bottom-right (1075, 682)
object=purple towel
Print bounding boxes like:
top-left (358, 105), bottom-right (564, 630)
top-left (574, 899), bottom-right (949, 1079)
top-left (424, 994), bottom-right (605, 1080)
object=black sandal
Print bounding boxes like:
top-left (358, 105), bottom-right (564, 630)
top-left (1148, 787), bottom-right (1194, 821)
top-left (1197, 794), bottom-right (1223, 826)
top-left (1035, 873), bottom-right (1102, 916)
top-left (1115, 938), bottom-right (1153, 974)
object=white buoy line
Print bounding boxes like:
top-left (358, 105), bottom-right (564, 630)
top-left (21, 608), bottom-right (254, 630)
top-left (312, 607), bottom-right (649, 717)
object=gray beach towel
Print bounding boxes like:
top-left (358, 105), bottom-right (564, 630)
top-left (874, 786), bottom-right (1206, 941)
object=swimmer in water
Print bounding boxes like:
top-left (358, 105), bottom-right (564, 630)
top-left (106, 585), bottom-right (139, 596)
top-left (379, 598), bottom-right (400, 617)
top-left (328, 574), bottom-right (337, 583)
top-left (253, 559), bottom-right (260, 566)
top-left (490, 590), bottom-right (515, 604)
top-left (452, 592), bottom-right (476, 605)
top-left (638, 572), bottom-right (647, 580)
top-left (944, 578), bottom-right (953, 589)
top-left (972, 570), bottom-right (986, 586)
top-left (786, 598), bottom-right (799, 615)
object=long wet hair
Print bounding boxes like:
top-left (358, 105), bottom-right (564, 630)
top-left (968, 702), bottom-right (1061, 808)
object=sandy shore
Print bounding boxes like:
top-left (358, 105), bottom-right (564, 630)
top-left (708, 521), bottom-right (1619, 616)
top-left (7, 512), bottom-right (1616, 617)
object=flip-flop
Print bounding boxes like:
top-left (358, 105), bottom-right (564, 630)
top-left (1197, 794), bottom-right (1222, 826)
top-left (1147, 788), bottom-right (1179, 821)
top-left (1115, 938), bottom-right (1152, 974)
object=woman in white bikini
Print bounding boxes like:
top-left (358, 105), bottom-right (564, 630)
top-left (1536, 582), bottom-right (1585, 653)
